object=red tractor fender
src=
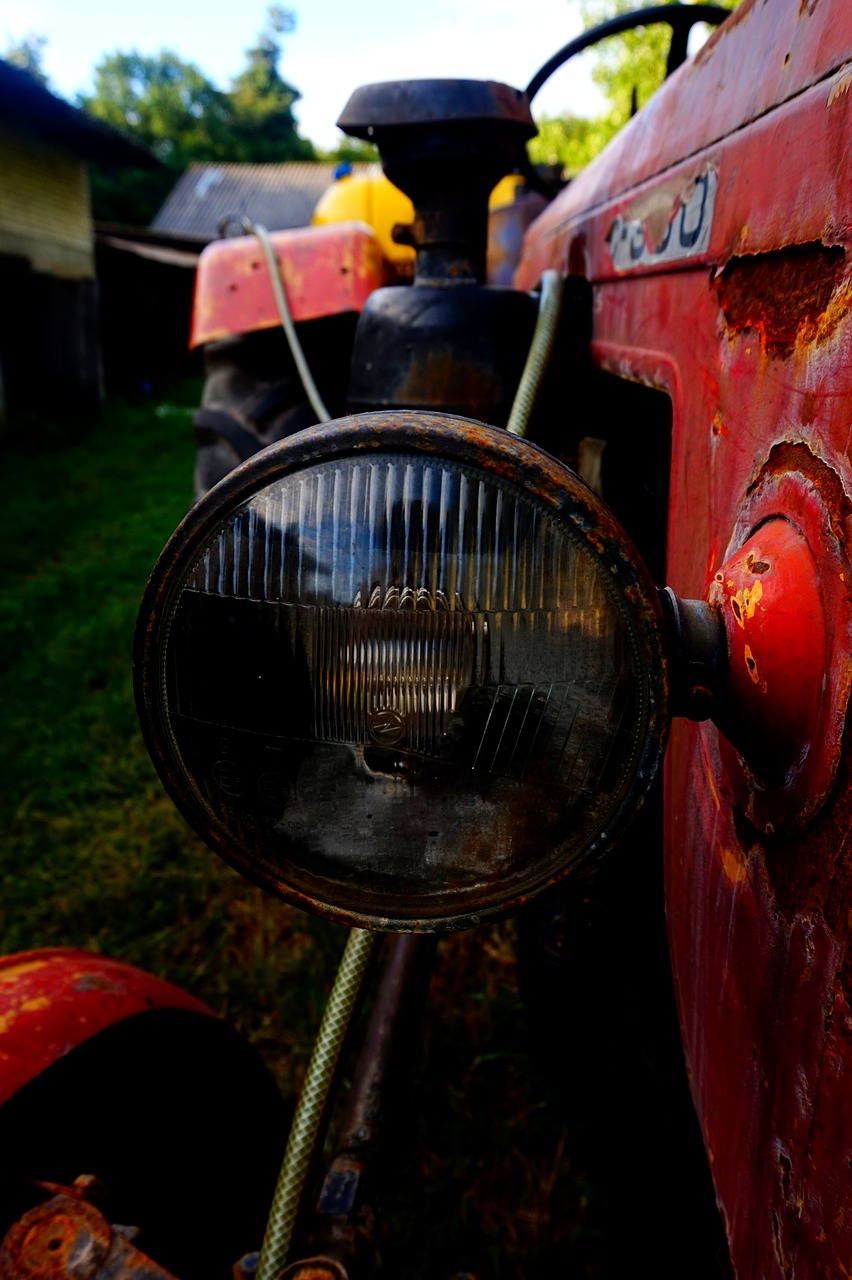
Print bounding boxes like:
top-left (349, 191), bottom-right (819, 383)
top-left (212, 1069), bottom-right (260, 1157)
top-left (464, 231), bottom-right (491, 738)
top-left (0, 948), bottom-right (213, 1106)
top-left (189, 221), bottom-right (392, 349)
top-left (0, 948), bottom-right (287, 1276)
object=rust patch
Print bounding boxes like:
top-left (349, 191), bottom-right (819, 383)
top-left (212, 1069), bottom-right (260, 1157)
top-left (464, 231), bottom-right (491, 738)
top-left (746, 441), bottom-right (852, 540)
top-left (719, 844), bottom-right (746, 885)
top-left (715, 243), bottom-right (846, 359)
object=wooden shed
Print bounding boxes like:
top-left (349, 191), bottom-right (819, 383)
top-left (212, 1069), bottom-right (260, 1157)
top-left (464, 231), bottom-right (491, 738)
top-left (0, 59), bottom-right (155, 426)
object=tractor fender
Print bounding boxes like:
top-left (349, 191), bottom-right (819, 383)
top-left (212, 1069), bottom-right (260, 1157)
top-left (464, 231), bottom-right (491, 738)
top-left (190, 220), bottom-right (391, 349)
top-left (0, 947), bottom-right (213, 1106)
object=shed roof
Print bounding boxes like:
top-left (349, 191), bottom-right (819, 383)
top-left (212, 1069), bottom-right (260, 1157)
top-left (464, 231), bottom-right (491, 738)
top-left (0, 59), bottom-right (157, 167)
top-left (151, 161), bottom-right (374, 239)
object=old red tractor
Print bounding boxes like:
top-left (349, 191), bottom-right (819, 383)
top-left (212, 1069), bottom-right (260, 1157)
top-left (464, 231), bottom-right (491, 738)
top-left (4, 2), bottom-right (852, 1277)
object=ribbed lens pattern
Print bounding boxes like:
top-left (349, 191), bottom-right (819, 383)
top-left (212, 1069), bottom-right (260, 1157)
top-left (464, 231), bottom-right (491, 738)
top-left (314, 605), bottom-right (476, 753)
top-left (182, 456), bottom-right (625, 775)
top-left (187, 458), bottom-right (591, 614)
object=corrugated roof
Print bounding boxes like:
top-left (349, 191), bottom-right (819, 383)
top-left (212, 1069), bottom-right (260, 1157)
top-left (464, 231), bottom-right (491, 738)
top-left (151, 161), bottom-right (375, 239)
top-left (0, 59), bottom-right (157, 167)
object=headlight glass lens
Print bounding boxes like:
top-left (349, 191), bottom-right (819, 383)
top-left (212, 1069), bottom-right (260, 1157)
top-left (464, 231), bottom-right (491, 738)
top-left (138, 416), bottom-right (667, 929)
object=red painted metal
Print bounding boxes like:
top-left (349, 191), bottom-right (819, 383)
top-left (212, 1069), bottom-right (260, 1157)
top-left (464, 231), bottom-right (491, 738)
top-left (0, 949), bottom-right (214, 1106)
top-left (709, 506), bottom-right (851, 834)
top-left (189, 222), bottom-right (391, 349)
top-left (520, 0), bottom-right (852, 1273)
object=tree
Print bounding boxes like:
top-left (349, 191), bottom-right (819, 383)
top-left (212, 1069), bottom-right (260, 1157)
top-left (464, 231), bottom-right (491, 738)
top-left (527, 2), bottom-right (741, 180)
top-left (80, 50), bottom-right (238, 224)
top-left (80, 51), bottom-right (235, 169)
top-left (579, 0), bottom-right (743, 126)
top-left (227, 6), bottom-right (313, 162)
top-left (4, 33), bottom-right (49, 86)
top-left (81, 7), bottom-right (315, 223)
top-left (527, 113), bottom-right (613, 177)
top-left (319, 137), bottom-right (380, 165)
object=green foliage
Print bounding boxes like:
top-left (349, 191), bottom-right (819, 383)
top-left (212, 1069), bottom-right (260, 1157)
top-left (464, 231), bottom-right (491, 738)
top-left (88, 164), bottom-right (178, 228)
top-left (529, 1), bottom-right (740, 178)
top-left (228, 6), bottom-right (313, 163)
top-left (317, 137), bottom-right (380, 165)
top-left (80, 5), bottom-right (316, 223)
top-left (80, 51), bottom-right (236, 168)
top-left (3, 33), bottom-right (49, 85)
top-left (580, 0), bottom-right (690, 124)
top-left (528, 113), bottom-right (617, 176)
top-left (0, 382), bottom-right (339, 1088)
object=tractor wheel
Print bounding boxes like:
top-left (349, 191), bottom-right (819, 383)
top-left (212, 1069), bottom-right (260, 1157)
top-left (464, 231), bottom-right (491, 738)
top-left (192, 330), bottom-right (315, 500)
top-left (192, 315), bottom-right (358, 500)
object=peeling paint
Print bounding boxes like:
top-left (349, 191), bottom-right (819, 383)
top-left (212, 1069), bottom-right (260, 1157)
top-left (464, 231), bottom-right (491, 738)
top-left (731, 580), bottom-right (764, 627)
top-left (828, 67), bottom-right (852, 106)
top-left (720, 844), bottom-right (747, 884)
top-left (0, 959), bottom-right (49, 984)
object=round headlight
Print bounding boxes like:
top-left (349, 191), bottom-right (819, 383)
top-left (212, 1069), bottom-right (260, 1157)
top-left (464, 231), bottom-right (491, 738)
top-left (134, 412), bottom-right (669, 930)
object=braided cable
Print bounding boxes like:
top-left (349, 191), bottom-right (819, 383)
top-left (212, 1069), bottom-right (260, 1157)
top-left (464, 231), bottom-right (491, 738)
top-left (506, 270), bottom-right (564, 439)
top-left (256, 927), bottom-right (380, 1280)
top-left (242, 217), bottom-right (332, 424)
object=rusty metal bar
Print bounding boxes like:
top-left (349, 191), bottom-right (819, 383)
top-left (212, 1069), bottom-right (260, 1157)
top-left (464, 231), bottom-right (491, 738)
top-left (299, 934), bottom-right (438, 1278)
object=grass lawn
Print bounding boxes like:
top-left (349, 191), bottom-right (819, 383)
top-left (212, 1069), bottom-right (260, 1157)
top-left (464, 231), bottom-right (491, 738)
top-left (0, 386), bottom-right (598, 1276)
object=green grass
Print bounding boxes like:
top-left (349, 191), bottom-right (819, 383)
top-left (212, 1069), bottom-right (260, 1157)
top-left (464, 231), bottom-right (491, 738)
top-left (0, 385), bottom-right (338, 1078)
top-left (0, 388), bottom-right (598, 1276)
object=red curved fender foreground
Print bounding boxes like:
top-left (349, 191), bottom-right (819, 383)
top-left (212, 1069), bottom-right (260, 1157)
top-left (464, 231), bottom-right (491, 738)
top-left (519, 0), bottom-right (852, 1273)
top-left (0, 949), bottom-right (213, 1106)
top-left (190, 221), bottom-right (391, 349)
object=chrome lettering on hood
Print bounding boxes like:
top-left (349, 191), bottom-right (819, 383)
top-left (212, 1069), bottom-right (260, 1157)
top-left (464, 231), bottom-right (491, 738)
top-left (609, 168), bottom-right (717, 272)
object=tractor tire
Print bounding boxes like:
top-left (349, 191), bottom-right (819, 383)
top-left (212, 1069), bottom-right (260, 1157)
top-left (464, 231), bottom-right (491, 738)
top-left (192, 331), bottom-right (315, 500)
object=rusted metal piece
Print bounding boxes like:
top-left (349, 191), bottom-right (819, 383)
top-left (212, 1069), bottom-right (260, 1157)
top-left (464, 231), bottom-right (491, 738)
top-left (707, 461), bottom-right (852, 833)
top-left (190, 224), bottom-right (391, 350)
top-left (338, 80), bottom-right (533, 133)
top-left (517, 0), bottom-right (852, 1271)
top-left (658, 591), bottom-right (725, 721)
top-left (486, 191), bottom-right (549, 287)
top-left (304, 935), bottom-right (436, 1276)
top-left (277, 1258), bottom-right (348, 1280)
top-left (715, 244), bottom-right (846, 359)
top-left (0, 1193), bottom-right (178, 1279)
top-left (0, 949), bottom-right (214, 1107)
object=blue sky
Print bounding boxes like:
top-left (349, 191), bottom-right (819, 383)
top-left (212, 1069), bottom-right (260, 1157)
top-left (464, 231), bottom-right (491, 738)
top-left (1, 0), bottom-right (606, 149)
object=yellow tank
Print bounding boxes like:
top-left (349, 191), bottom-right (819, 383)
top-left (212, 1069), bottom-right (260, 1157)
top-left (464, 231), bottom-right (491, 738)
top-left (312, 168), bottom-right (416, 274)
